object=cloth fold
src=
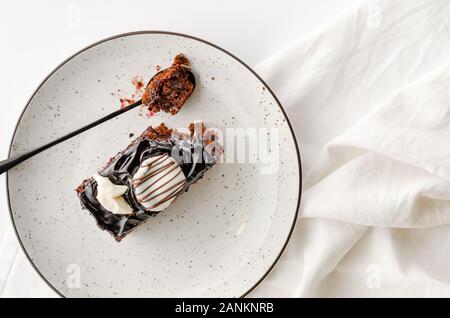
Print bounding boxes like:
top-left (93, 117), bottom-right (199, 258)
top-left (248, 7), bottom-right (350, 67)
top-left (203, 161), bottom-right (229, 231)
top-left (1, 0), bottom-right (449, 297)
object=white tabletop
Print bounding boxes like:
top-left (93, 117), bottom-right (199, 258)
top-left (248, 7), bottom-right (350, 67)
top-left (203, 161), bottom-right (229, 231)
top-left (0, 0), bottom-right (361, 296)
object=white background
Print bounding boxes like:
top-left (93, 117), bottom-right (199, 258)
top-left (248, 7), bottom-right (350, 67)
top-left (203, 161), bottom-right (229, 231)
top-left (0, 0), bottom-right (361, 295)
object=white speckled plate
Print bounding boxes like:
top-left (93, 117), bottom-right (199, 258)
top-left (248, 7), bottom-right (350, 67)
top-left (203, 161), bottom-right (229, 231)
top-left (7, 32), bottom-right (301, 298)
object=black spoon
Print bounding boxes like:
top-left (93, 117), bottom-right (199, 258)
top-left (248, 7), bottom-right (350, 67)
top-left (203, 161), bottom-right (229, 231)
top-left (0, 57), bottom-right (195, 176)
top-left (0, 99), bottom-right (142, 175)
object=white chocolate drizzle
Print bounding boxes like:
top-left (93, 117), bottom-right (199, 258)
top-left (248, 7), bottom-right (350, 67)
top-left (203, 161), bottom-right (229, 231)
top-left (132, 154), bottom-right (186, 211)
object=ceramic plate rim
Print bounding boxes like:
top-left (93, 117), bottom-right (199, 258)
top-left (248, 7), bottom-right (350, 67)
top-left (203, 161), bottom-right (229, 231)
top-left (6, 31), bottom-right (302, 298)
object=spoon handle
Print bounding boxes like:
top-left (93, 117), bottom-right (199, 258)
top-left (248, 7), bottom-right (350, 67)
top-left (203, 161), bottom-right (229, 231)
top-left (0, 99), bottom-right (143, 175)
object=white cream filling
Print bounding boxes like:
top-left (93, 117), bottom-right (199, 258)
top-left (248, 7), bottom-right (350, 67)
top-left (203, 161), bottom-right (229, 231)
top-left (93, 174), bottom-right (133, 215)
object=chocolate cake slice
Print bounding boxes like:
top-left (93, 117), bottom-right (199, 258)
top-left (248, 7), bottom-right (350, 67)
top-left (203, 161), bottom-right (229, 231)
top-left (76, 122), bottom-right (222, 241)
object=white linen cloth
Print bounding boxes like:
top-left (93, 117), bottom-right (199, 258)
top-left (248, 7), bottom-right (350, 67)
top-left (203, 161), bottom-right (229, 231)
top-left (1, 0), bottom-right (449, 297)
top-left (251, 0), bottom-right (450, 297)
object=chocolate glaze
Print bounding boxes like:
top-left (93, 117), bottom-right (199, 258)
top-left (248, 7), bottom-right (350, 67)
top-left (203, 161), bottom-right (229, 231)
top-left (77, 127), bottom-right (217, 241)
